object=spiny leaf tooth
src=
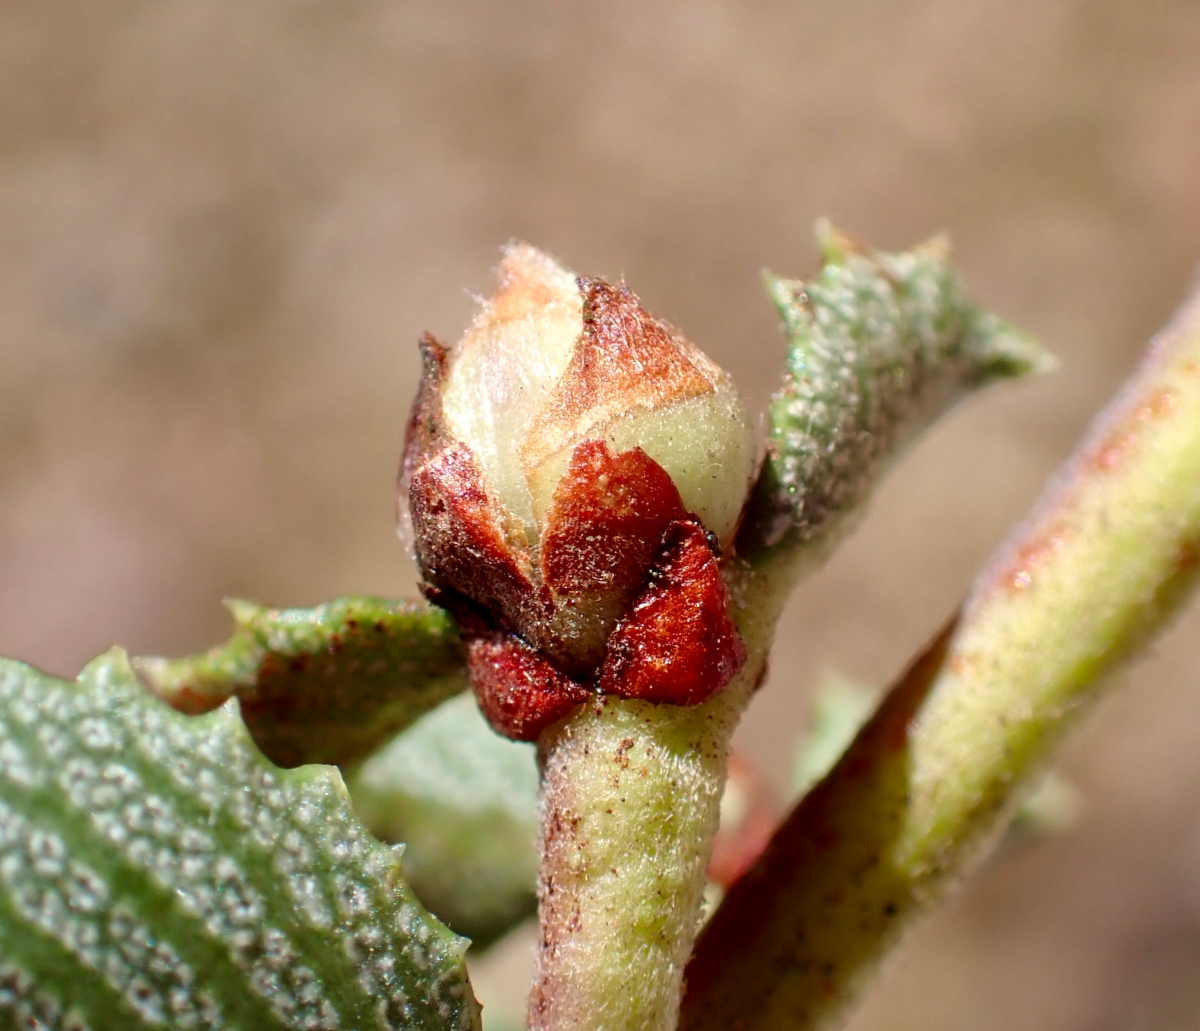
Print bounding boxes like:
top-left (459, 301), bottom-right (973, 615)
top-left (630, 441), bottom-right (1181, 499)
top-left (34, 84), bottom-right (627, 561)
top-left (813, 218), bottom-right (865, 266)
top-left (761, 271), bottom-right (809, 338)
top-left (965, 310), bottom-right (1059, 382)
top-left (226, 597), bottom-right (265, 627)
top-left (913, 232), bottom-right (952, 262)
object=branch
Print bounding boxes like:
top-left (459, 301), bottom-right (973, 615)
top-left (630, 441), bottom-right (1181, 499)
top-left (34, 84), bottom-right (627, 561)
top-left (681, 277), bottom-right (1200, 1031)
top-left (526, 228), bottom-right (1048, 1031)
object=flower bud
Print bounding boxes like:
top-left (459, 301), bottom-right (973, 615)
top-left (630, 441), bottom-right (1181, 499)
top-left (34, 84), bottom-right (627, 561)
top-left (401, 245), bottom-right (755, 738)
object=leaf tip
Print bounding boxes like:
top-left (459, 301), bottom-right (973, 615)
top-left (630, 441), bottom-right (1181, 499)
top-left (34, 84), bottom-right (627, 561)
top-left (78, 645), bottom-right (136, 687)
top-left (762, 270), bottom-right (807, 337)
top-left (915, 232), bottom-right (952, 262)
top-left (968, 315), bottom-right (1058, 384)
top-left (130, 652), bottom-right (232, 715)
top-left (224, 597), bottom-right (264, 627)
top-left (813, 218), bottom-right (865, 266)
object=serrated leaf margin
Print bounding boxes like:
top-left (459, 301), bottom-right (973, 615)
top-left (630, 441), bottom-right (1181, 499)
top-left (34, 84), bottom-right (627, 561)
top-left (0, 647), bottom-right (481, 1031)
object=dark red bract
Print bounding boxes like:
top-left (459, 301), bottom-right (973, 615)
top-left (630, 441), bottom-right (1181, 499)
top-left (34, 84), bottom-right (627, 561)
top-left (467, 632), bottom-right (592, 742)
top-left (460, 514), bottom-right (749, 740)
top-left (599, 520), bottom-right (747, 706)
top-left (542, 440), bottom-right (687, 598)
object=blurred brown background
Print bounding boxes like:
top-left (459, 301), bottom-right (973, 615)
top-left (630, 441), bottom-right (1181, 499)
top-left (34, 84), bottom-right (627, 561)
top-left (2, 1), bottom-right (1199, 1028)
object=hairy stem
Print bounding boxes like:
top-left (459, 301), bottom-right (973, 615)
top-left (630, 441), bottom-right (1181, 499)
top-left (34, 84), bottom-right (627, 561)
top-left (680, 279), bottom-right (1200, 1031)
top-left (527, 554), bottom-right (793, 1031)
top-left (524, 228), bottom-right (1048, 1031)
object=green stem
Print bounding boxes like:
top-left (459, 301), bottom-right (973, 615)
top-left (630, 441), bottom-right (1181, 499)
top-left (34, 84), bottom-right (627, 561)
top-left (525, 547), bottom-right (854, 1031)
top-left (526, 529), bottom-right (946, 1031)
top-left (680, 279), bottom-right (1200, 1031)
top-left (525, 227), bottom-right (1048, 1031)
top-left (526, 555), bottom-right (793, 1031)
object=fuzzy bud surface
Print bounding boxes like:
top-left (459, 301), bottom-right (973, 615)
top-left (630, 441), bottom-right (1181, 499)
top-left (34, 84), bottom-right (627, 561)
top-left (401, 245), bottom-right (755, 738)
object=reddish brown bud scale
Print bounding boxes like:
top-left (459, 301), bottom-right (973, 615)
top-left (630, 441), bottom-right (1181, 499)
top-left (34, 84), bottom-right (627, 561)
top-left (542, 440), bottom-right (687, 596)
top-left (400, 333), bottom-right (452, 498)
top-left (402, 246), bottom-right (756, 742)
top-left (599, 520), bottom-right (747, 706)
top-left (467, 632), bottom-right (592, 742)
top-left (401, 331), bottom-right (541, 632)
top-left (408, 442), bottom-right (542, 634)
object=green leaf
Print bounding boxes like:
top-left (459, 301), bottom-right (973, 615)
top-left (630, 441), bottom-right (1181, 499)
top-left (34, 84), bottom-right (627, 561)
top-left (738, 221), bottom-right (1053, 559)
top-left (1000, 771), bottom-right (1083, 850)
top-left (136, 596), bottom-right (468, 769)
top-left (349, 693), bottom-right (540, 951)
top-left (0, 648), bottom-right (481, 1031)
top-left (790, 672), bottom-right (878, 799)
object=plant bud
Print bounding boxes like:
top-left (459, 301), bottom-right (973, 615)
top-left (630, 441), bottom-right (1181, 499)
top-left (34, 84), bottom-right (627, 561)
top-left (401, 245), bottom-right (755, 738)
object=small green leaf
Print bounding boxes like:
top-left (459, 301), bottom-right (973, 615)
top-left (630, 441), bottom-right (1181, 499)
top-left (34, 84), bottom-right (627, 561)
top-left (790, 673), bottom-right (878, 799)
top-left (738, 222), bottom-right (1053, 559)
top-left (136, 596), bottom-right (468, 769)
top-left (0, 648), bottom-right (480, 1031)
top-left (1001, 771), bottom-right (1084, 849)
top-left (349, 693), bottom-right (540, 950)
